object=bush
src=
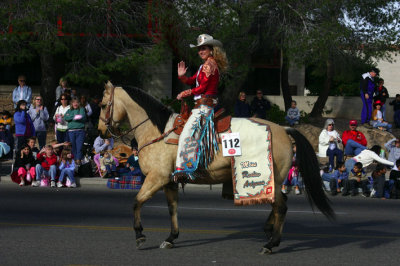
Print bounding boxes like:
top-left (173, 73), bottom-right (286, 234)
top-left (267, 104), bottom-right (286, 124)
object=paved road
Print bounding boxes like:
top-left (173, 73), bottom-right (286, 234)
top-left (0, 183), bottom-right (399, 265)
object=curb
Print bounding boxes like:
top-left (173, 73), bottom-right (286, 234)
top-left (0, 175), bottom-right (107, 186)
top-left (0, 174), bottom-right (223, 189)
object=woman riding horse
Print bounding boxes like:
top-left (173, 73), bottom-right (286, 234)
top-left (174, 34), bottom-right (228, 182)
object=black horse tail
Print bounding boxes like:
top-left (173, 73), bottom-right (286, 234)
top-left (285, 127), bottom-right (336, 221)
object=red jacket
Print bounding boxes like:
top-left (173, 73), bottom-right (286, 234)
top-left (37, 152), bottom-right (58, 170)
top-left (179, 57), bottom-right (219, 96)
top-left (342, 130), bottom-right (367, 147)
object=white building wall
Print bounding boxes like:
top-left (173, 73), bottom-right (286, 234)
top-left (288, 64), bottom-right (305, 96)
top-left (375, 53), bottom-right (400, 97)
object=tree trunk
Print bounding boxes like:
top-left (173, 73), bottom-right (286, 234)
top-left (39, 53), bottom-right (56, 111)
top-left (280, 50), bottom-right (292, 111)
top-left (310, 58), bottom-right (333, 117)
top-left (221, 72), bottom-right (248, 113)
top-left (220, 55), bottom-right (253, 112)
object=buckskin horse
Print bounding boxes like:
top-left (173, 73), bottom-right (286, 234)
top-left (98, 82), bottom-right (335, 254)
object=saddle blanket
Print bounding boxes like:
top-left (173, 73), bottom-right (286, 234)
top-left (107, 175), bottom-right (142, 190)
top-left (230, 118), bottom-right (275, 205)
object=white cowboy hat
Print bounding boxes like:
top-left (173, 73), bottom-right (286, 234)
top-left (189, 34), bottom-right (223, 48)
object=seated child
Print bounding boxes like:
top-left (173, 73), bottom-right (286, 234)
top-left (389, 159), bottom-right (400, 199)
top-left (27, 137), bottom-right (39, 159)
top-left (50, 139), bottom-right (71, 157)
top-left (57, 149), bottom-right (76, 188)
top-left (329, 162), bottom-right (349, 196)
top-left (370, 164), bottom-right (389, 199)
top-left (348, 162), bottom-right (370, 197)
top-left (100, 151), bottom-right (119, 179)
top-left (282, 163), bottom-right (300, 195)
top-left (11, 144), bottom-right (36, 186)
top-left (33, 145), bottom-right (58, 187)
top-left (0, 110), bottom-right (13, 131)
top-left (0, 123), bottom-right (13, 158)
top-left (119, 146), bottom-right (142, 177)
top-left (371, 100), bottom-right (392, 132)
top-left (285, 100), bottom-right (300, 126)
top-left (384, 138), bottom-right (400, 164)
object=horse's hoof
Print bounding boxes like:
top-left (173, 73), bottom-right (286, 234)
top-left (136, 237), bottom-right (146, 249)
top-left (259, 247), bottom-right (272, 255)
top-left (160, 241), bottom-right (174, 249)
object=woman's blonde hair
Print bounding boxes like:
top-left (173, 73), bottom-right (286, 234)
top-left (32, 95), bottom-right (43, 108)
top-left (238, 91), bottom-right (246, 100)
top-left (212, 46), bottom-right (228, 73)
top-left (70, 97), bottom-right (81, 109)
top-left (59, 78), bottom-right (68, 86)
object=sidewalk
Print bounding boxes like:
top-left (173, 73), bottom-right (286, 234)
top-left (0, 174), bottom-right (108, 186)
top-left (0, 159), bottom-right (223, 189)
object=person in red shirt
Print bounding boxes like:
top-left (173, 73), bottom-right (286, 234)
top-left (32, 145), bottom-right (58, 187)
top-left (342, 120), bottom-right (367, 156)
top-left (173, 34), bottom-right (228, 181)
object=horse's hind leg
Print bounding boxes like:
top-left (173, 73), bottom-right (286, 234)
top-left (133, 174), bottom-right (165, 249)
top-left (263, 192), bottom-right (288, 240)
top-left (160, 182), bottom-right (180, 249)
top-left (260, 186), bottom-right (288, 255)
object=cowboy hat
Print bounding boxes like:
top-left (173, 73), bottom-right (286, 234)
top-left (190, 34), bottom-right (222, 48)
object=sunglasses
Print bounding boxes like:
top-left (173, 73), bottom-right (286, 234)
top-left (36, 99), bottom-right (42, 101)
top-left (197, 46), bottom-right (208, 51)
top-left (19, 80), bottom-right (26, 82)
top-left (328, 124), bottom-right (334, 126)
top-left (350, 124), bottom-right (357, 126)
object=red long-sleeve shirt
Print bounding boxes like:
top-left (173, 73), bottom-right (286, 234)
top-left (342, 130), bottom-right (367, 147)
top-left (178, 57), bottom-right (219, 96)
top-left (37, 152), bottom-right (58, 170)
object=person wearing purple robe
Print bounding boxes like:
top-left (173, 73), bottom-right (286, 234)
top-left (360, 68), bottom-right (378, 125)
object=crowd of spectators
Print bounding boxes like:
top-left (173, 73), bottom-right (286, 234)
top-left (2, 72), bottom-right (400, 198)
top-left (319, 117), bottom-right (400, 199)
top-left (234, 90), bottom-right (271, 119)
top-left (0, 75), bottom-right (143, 188)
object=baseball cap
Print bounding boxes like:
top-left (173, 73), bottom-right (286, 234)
top-left (349, 120), bottom-right (358, 126)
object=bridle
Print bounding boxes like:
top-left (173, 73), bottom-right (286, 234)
top-left (99, 83), bottom-right (180, 154)
top-left (99, 84), bottom-right (150, 140)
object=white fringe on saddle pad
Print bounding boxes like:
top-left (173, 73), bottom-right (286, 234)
top-left (230, 118), bottom-right (275, 205)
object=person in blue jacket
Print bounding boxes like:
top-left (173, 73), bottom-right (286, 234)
top-left (28, 96), bottom-right (49, 149)
top-left (14, 100), bottom-right (35, 151)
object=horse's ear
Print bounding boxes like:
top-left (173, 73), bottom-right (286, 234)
top-left (105, 81), bottom-right (114, 93)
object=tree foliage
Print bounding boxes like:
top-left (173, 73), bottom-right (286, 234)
top-left (272, 0), bottom-right (400, 116)
top-left (0, 0), bottom-right (162, 108)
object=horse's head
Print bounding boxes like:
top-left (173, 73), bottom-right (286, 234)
top-left (98, 81), bottom-right (127, 138)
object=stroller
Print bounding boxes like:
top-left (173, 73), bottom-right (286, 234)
top-left (78, 135), bottom-right (95, 177)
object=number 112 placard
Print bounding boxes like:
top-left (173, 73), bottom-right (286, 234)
top-left (221, 132), bottom-right (242, 157)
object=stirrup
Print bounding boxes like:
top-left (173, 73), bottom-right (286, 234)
top-left (171, 171), bottom-right (189, 184)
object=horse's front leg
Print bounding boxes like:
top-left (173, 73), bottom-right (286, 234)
top-left (159, 182), bottom-right (180, 249)
top-left (133, 173), bottom-right (165, 249)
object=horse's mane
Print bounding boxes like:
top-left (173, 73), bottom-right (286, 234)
top-left (121, 85), bottom-right (173, 133)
